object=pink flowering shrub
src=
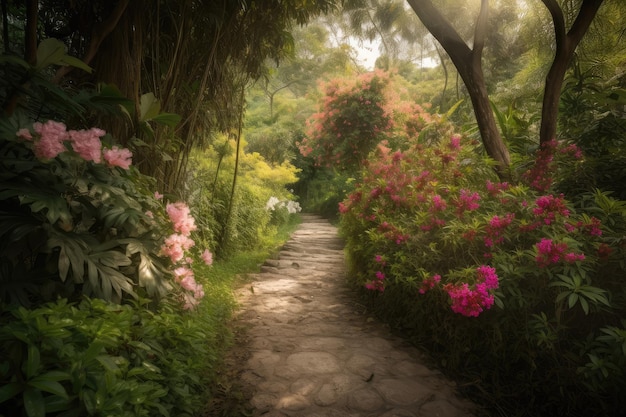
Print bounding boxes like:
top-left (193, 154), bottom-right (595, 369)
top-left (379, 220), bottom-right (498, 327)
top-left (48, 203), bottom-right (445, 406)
top-left (340, 131), bottom-right (626, 412)
top-left (1, 120), bottom-right (213, 310)
top-left (297, 70), bottom-right (434, 172)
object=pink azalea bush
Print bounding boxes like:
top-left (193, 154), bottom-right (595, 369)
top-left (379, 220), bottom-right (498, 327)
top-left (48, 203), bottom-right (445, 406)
top-left (340, 131), bottom-right (626, 411)
top-left (340, 134), bottom-right (614, 317)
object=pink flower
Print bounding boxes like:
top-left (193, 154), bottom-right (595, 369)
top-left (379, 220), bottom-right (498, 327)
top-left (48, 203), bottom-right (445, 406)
top-left (154, 191), bottom-right (164, 200)
top-left (564, 252), bottom-right (585, 263)
top-left (201, 249), bottom-right (213, 266)
top-left (161, 233), bottom-right (195, 263)
top-left (430, 194), bottom-right (447, 212)
top-left (476, 265), bottom-right (499, 289)
top-left (419, 274), bottom-right (441, 294)
top-left (535, 238), bottom-right (568, 267)
top-left (103, 146), bottom-right (132, 169)
top-left (16, 128), bottom-right (32, 140)
top-left (174, 266), bottom-right (194, 282)
top-left (166, 202), bottom-right (197, 236)
top-left (444, 282), bottom-right (494, 317)
top-left (180, 275), bottom-right (198, 291)
top-left (69, 128), bottom-right (104, 163)
top-left (455, 189), bottom-right (481, 216)
top-left (484, 213), bottom-right (514, 247)
top-left (32, 120), bottom-right (69, 159)
top-left (449, 134), bottom-right (461, 150)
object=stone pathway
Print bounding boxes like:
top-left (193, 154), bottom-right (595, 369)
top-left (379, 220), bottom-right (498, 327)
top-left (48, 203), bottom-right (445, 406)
top-left (231, 214), bottom-right (476, 417)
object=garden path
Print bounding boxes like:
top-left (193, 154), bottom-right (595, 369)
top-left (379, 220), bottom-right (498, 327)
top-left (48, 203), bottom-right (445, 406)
top-left (229, 214), bottom-right (477, 417)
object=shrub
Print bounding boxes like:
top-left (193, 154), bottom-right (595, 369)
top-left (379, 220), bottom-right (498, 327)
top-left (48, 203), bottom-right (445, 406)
top-left (339, 134), bottom-right (626, 415)
top-left (0, 295), bottom-right (231, 417)
top-left (0, 118), bottom-right (212, 309)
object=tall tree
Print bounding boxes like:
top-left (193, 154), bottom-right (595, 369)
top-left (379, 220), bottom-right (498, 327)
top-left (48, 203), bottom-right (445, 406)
top-left (406, 0), bottom-right (511, 177)
top-left (405, 0), bottom-right (605, 176)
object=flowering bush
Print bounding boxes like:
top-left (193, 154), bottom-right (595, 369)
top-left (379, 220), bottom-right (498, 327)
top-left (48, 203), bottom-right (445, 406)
top-left (297, 70), bottom-right (434, 172)
top-left (1, 119), bottom-right (212, 309)
top-left (340, 133), bottom-right (626, 413)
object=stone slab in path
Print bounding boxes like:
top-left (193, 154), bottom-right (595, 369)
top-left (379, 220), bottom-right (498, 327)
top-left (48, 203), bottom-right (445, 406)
top-left (231, 214), bottom-right (477, 417)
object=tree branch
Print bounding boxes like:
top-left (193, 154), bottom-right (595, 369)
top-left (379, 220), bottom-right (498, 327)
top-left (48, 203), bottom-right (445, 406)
top-left (473, 0), bottom-right (489, 62)
top-left (541, 0), bottom-right (566, 50)
top-left (54, 0), bottom-right (130, 82)
top-left (406, 0), bottom-right (471, 64)
top-left (567, 0), bottom-right (604, 48)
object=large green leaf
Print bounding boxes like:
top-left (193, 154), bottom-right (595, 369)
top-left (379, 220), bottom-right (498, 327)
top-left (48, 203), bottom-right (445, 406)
top-left (139, 92), bottom-right (161, 122)
top-left (35, 38), bottom-right (92, 73)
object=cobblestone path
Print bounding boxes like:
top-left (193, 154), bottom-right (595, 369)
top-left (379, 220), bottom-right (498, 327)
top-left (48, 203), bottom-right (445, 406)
top-left (231, 214), bottom-right (476, 417)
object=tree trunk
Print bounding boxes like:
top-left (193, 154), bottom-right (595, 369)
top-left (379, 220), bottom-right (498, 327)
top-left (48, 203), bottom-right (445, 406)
top-left (24, 0), bottom-right (37, 65)
top-left (407, 0), bottom-right (511, 178)
top-left (539, 0), bottom-right (604, 144)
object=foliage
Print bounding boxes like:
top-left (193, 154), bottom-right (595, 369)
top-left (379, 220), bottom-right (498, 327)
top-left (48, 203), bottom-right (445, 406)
top-left (0, 116), bottom-right (212, 309)
top-left (298, 70), bottom-right (392, 171)
top-left (186, 134), bottom-right (302, 258)
top-left (0, 297), bottom-right (217, 417)
top-left (339, 134), bottom-right (626, 416)
top-left (556, 70), bottom-right (626, 200)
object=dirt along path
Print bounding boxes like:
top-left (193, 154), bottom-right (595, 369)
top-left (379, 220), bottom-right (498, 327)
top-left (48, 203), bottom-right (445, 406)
top-left (229, 214), bottom-right (477, 417)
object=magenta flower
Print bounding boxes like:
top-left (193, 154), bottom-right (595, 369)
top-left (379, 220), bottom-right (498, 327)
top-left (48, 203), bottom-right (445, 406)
top-left (444, 282), bottom-right (494, 317)
top-left (419, 274), bottom-right (441, 294)
top-left (476, 265), bottom-right (499, 289)
top-left (103, 146), bottom-right (132, 169)
top-left (454, 189), bottom-right (481, 216)
top-left (535, 238), bottom-right (569, 267)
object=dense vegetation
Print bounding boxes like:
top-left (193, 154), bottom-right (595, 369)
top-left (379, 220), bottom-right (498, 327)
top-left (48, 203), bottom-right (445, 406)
top-left (2, 0), bottom-right (626, 416)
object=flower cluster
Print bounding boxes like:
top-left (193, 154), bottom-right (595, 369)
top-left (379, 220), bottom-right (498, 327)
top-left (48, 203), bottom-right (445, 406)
top-left (265, 196), bottom-right (302, 214)
top-left (419, 274), bottom-right (441, 294)
top-left (455, 189), bottom-right (481, 216)
top-left (523, 139), bottom-right (583, 192)
top-left (16, 120), bottom-right (133, 169)
top-left (484, 213), bottom-right (515, 248)
top-left (158, 198), bottom-right (213, 310)
top-left (442, 266), bottom-right (499, 317)
top-left (535, 238), bottom-right (585, 268)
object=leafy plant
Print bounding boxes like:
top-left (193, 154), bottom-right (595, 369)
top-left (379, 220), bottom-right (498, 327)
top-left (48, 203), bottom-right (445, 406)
top-left (339, 133), bottom-right (626, 415)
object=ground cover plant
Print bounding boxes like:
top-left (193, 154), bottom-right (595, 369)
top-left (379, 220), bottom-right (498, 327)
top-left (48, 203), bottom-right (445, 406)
top-left (338, 132), bottom-right (626, 416)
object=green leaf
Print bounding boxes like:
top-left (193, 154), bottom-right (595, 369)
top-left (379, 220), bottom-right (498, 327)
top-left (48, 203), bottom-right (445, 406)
top-left (28, 378), bottom-right (68, 399)
top-left (35, 39), bottom-right (66, 70)
top-left (0, 382), bottom-right (23, 403)
top-left (23, 387), bottom-right (45, 417)
top-left (579, 297), bottom-right (589, 315)
top-left (568, 293), bottom-right (579, 308)
top-left (96, 355), bottom-right (120, 373)
top-left (35, 38), bottom-right (92, 73)
top-left (25, 345), bottom-right (40, 379)
top-left (151, 112), bottom-right (181, 127)
top-left (0, 54), bottom-right (30, 69)
top-left (139, 92), bottom-right (161, 122)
